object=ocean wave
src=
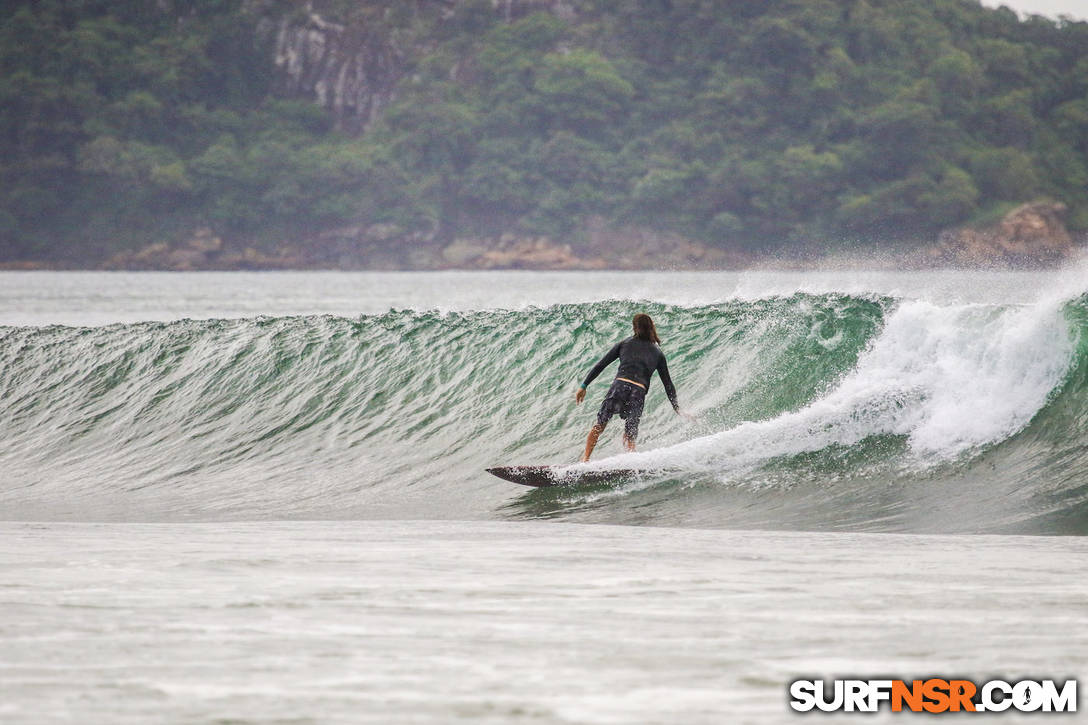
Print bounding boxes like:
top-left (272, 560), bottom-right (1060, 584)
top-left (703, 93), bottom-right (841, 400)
top-left (2, 292), bottom-right (1087, 533)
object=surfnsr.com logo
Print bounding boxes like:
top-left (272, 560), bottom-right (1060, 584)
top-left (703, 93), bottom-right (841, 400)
top-left (789, 678), bottom-right (1077, 713)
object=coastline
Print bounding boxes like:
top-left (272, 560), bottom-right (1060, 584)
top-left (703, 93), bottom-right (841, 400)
top-left (2, 203), bottom-right (1080, 273)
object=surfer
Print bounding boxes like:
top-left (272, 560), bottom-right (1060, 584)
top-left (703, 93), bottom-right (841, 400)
top-left (575, 313), bottom-right (685, 461)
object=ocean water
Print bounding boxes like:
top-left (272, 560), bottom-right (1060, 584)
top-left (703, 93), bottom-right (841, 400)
top-left (1, 269), bottom-right (1086, 723)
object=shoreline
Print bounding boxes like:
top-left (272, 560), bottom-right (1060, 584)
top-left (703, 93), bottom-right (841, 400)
top-left (4, 200), bottom-right (1079, 273)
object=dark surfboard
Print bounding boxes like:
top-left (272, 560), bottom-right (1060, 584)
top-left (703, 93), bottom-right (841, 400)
top-left (486, 465), bottom-right (637, 487)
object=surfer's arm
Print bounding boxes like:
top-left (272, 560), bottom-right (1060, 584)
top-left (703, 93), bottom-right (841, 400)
top-left (657, 355), bottom-right (680, 413)
top-left (581, 342), bottom-right (622, 389)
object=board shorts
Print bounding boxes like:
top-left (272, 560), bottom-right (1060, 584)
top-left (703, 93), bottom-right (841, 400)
top-left (596, 379), bottom-right (647, 439)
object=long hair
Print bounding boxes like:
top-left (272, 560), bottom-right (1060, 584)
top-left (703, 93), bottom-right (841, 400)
top-left (632, 313), bottom-right (660, 344)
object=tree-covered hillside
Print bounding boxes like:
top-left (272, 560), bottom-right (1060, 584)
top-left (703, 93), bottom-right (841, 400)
top-left (2, 0), bottom-right (1086, 263)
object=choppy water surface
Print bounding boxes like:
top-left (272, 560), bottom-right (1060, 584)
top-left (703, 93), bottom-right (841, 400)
top-left (3, 521), bottom-right (1085, 725)
top-left (1, 269), bottom-right (1086, 723)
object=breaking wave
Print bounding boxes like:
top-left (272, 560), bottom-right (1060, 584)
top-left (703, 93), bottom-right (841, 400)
top-left (2, 289), bottom-right (1086, 533)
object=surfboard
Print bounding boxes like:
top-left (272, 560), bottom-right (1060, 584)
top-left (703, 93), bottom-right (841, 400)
top-left (486, 465), bottom-right (637, 487)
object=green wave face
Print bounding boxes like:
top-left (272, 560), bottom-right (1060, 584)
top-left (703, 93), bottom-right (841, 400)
top-left (2, 293), bottom-right (1087, 533)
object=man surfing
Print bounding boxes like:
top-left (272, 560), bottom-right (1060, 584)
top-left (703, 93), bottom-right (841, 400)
top-left (575, 313), bottom-right (687, 461)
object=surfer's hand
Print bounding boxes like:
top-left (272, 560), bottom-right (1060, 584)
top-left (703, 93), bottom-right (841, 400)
top-left (575, 387), bottom-right (586, 404)
top-left (679, 409), bottom-right (696, 422)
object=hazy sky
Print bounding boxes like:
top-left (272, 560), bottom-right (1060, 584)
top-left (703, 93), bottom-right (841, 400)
top-left (981, 0), bottom-right (1087, 20)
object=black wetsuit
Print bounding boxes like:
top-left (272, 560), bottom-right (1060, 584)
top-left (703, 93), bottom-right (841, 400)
top-left (582, 336), bottom-right (679, 439)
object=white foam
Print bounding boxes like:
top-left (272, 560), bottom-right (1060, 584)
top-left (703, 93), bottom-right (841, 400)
top-left (586, 292), bottom-right (1079, 474)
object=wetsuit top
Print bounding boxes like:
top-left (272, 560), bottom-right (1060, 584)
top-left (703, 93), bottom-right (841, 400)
top-left (582, 336), bottom-right (679, 412)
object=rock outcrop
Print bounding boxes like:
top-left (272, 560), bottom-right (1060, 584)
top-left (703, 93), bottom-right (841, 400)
top-left (930, 201), bottom-right (1074, 267)
top-left (96, 220), bottom-right (746, 271)
top-left (269, 1), bottom-right (582, 133)
top-left (448, 235), bottom-right (594, 269)
top-left (421, 221), bottom-right (745, 270)
top-left (271, 7), bottom-right (402, 133)
top-left (78, 204), bottom-right (1081, 272)
top-left (581, 218), bottom-right (745, 270)
top-left (104, 228), bottom-right (301, 270)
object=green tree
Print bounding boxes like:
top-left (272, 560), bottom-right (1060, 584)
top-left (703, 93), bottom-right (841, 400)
top-left (383, 82), bottom-right (480, 242)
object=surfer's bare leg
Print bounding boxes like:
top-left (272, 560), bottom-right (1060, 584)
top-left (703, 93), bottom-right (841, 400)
top-left (582, 423), bottom-right (605, 462)
top-left (622, 434), bottom-right (636, 452)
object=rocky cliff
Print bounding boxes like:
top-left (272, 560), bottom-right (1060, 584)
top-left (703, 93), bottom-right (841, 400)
top-left (269, 0), bottom-right (580, 133)
top-left (269, 7), bottom-right (402, 133)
